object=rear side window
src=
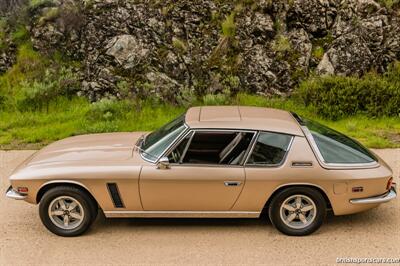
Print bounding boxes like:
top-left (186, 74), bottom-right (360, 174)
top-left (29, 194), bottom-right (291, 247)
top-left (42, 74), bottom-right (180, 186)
top-left (303, 119), bottom-right (376, 164)
top-left (246, 132), bottom-right (292, 166)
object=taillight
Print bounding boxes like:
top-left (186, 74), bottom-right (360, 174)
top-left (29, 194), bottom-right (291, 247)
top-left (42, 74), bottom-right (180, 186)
top-left (17, 187), bottom-right (28, 194)
top-left (386, 177), bottom-right (393, 190)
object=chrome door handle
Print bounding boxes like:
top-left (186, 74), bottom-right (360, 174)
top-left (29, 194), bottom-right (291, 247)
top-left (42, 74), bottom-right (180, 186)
top-left (224, 181), bottom-right (242, 187)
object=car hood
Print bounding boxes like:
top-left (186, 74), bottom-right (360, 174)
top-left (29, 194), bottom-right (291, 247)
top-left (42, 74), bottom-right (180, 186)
top-left (25, 132), bottom-right (145, 166)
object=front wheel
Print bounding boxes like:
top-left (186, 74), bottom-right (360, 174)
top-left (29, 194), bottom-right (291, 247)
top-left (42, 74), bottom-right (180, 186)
top-left (39, 186), bottom-right (97, 237)
top-left (268, 187), bottom-right (326, 236)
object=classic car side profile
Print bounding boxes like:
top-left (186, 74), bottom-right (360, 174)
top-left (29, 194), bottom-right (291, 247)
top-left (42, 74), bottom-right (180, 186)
top-left (6, 106), bottom-right (397, 237)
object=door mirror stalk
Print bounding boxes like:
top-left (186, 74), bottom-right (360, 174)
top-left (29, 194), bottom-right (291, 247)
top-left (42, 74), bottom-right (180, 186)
top-left (157, 157), bottom-right (170, 169)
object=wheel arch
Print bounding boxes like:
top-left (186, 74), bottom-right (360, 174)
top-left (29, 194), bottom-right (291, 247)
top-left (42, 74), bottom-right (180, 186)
top-left (36, 180), bottom-right (98, 207)
top-left (262, 183), bottom-right (332, 214)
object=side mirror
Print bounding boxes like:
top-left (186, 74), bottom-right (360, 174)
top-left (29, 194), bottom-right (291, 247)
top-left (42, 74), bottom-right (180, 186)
top-left (157, 157), bottom-right (170, 170)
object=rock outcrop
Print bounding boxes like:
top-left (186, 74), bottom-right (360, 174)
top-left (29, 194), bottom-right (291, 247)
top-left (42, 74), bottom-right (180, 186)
top-left (1, 0), bottom-right (399, 101)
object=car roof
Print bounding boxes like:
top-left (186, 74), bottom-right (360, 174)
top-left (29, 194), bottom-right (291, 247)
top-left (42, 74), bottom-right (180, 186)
top-left (185, 106), bottom-right (304, 136)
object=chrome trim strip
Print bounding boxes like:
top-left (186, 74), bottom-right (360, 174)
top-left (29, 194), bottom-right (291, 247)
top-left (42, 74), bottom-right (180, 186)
top-left (167, 163), bottom-right (243, 168)
top-left (155, 124), bottom-right (190, 163)
top-left (5, 186), bottom-right (27, 200)
top-left (191, 128), bottom-right (258, 133)
top-left (243, 131), bottom-right (259, 165)
top-left (38, 180), bottom-right (91, 192)
top-left (140, 122), bottom-right (190, 164)
top-left (301, 126), bottom-right (379, 169)
top-left (179, 131), bottom-right (195, 163)
top-left (161, 129), bottom-right (193, 163)
top-left (103, 211), bottom-right (260, 218)
top-left (350, 185), bottom-right (397, 204)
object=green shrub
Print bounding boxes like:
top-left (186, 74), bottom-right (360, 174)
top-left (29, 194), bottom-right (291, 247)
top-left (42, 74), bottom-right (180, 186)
top-left (296, 62), bottom-right (400, 119)
top-left (11, 25), bottom-right (29, 44)
top-left (17, 66), bottom-right (79, 112)
top-left (18, 77), bottom-right (57, 112)
top-left (202, 93), bottom-right (230, 105)
top-left (85, 98), bottom-right (131, 122)
top-left (176, 86), bottom-right (197, 107)
top-left (0, 44), bottom-right (46, 89)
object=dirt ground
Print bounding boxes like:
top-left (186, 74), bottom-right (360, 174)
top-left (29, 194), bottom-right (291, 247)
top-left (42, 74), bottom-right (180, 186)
top-left (0, 149), bottom-right (399, 265)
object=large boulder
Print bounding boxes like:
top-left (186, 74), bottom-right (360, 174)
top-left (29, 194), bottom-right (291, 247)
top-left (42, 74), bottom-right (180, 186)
top-left (143, 71), bottom-right (184, 103)
top-left (317, 33), bottom-right (373, 76)
top-left (105, 35), bottom-right (150, 70)
top-left (287, 0), bottom-right (337, 37)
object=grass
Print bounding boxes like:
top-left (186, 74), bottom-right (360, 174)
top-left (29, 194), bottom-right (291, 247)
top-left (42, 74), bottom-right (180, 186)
top-left (221, 13), bottom-right (236, 37)
top-left (0, 93), bottom-right (399, 150)
top-left (0, 97), bottom-right (185, 149)
top-left (273, 35), bottom-right (291, 53)
top-left (172, 37), bottom-right (187, 54)
top-left (312, 46), bottom-right (324, 60)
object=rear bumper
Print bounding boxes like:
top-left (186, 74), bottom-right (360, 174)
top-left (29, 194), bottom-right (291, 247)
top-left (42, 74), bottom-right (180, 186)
top-left (5, 186), bottom-right (27, 200)
top-left (350, 184), bottom-right (397, 204)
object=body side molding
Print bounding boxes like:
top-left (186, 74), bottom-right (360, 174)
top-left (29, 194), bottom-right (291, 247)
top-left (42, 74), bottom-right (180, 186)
top-left (104, 211), bottom-right (260, 218)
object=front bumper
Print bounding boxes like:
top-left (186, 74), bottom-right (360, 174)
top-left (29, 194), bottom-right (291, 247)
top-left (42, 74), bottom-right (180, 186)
top-left (5, 186), bottom-right (27, 200)
top-left (350, 184), bottom-right (397, 204)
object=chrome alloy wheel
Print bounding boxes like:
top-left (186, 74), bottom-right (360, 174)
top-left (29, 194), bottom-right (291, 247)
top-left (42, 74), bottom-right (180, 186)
top-left (279, 194), bottom-right (317, 229)
top-left (48, 196), bottom-right (85, 230)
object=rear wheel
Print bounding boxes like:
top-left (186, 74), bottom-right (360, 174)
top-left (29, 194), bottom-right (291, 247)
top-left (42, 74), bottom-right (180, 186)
top-left (268, 187), bottom-right (326, 236)
top-left (39, 186), bottom-right (97, 237)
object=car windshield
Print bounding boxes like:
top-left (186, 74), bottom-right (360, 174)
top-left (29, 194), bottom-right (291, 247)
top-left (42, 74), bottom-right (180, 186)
top-left (140, 115), bottom-right (186, 161)
top-left (301, 118), bottom-right (376, 164)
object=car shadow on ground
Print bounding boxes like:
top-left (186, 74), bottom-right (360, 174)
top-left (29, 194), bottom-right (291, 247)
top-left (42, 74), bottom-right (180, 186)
top-left (93, 211), bottom-right (269, 228)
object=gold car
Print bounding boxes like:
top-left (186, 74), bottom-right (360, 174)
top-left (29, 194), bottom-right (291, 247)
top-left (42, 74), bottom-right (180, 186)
top-left (6, 106), bottom-right (397, 237)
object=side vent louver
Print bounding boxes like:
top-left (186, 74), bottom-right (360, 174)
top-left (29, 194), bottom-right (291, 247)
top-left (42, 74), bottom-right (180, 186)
top-left (107, 183), bottom-right (125, 208)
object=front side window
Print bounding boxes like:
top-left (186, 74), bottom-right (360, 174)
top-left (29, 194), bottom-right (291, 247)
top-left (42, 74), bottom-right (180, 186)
top-left (168, 132), bottom-right (192, 163)
top-left (246, 132), bottom-right (292, 166)
top-left (302, 118), bottom-right (376, 164)
top-left (141, 115), bottom-right (186, 161)
top-left (168, 130), bottom-right (255, 165)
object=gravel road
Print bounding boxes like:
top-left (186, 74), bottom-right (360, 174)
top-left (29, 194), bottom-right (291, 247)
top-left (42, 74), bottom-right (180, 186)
top-left (0, 150), bottom-right (399, 265)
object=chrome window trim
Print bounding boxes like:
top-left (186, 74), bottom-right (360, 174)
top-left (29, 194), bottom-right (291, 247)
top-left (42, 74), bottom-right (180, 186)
top-left (243, 131), bottom-right (260, 165)
top-left (240, 131), bottom-right (258, 165)
top-left (179, 131), bottom-right (195, 164)
top-left (161, 129), bottom-right (194, 164)
top-left (163, 128), bottom-right (257, 167)
top-left (139, 123), bottom-right (190, 164)
top-left (244, 131), bottom-right (294, 168)
top-left (301, 126), bottom-right (379, 169)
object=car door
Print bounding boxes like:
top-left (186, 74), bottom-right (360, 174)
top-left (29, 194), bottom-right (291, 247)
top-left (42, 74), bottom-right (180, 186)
top-left (139, 129), bottom-right (255, 211)
top-left (233, 131), bottom-right (295, 211)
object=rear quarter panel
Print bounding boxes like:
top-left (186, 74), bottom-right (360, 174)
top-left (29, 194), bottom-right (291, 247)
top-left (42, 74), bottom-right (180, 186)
top-left (234, 136), bottom-right (392, 215)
